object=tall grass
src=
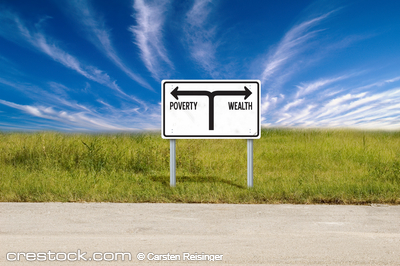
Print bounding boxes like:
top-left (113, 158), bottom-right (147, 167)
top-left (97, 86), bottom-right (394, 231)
top-left (0, 129), bottom-right (399, 204)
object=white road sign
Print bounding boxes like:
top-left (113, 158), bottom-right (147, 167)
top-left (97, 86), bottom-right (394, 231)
top-left (162, 80), bottom-right (260, 139)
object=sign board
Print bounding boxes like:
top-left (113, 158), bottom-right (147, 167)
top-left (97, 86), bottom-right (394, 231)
top-left (162, 80), bottom-right (260, 139)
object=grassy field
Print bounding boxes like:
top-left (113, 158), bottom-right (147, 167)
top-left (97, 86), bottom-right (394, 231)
top-left (1, 129), bottom-right (400, 204)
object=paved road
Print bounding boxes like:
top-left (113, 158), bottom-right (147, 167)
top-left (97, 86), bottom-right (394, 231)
top-left (1, 203), bottom-right (400, 265)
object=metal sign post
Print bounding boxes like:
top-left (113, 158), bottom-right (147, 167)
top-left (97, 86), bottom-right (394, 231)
top-left (169, 139), bottom-right (254, 188)
top-left (247, 139), bottom-right (253, 188)
top-left (170, 139), bottom-right (176, 187)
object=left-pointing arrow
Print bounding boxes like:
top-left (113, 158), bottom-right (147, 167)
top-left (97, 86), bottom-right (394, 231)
top-left (171, 86), bottom-right (211, 100)
top-left (171, 86), bottom-right (180, 100)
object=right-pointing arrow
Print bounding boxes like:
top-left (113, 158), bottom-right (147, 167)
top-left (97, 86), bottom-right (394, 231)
top-left (210, 86), bottom-right (252, 99)
top-left (243, 86), bottom-right (252, 100)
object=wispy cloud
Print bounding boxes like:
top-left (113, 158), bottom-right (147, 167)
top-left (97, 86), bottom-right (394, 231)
top-left (356, 76), bottom-right (400, 91)
top-left (184, 0), bottom-right (217, 76)
top-left (0, 77), bottom-right (87, 113)
top-left (0, 98), bottom-right (131, 131)
top-left (0, 10), bottom-right (126, 95)
top-left (129, 0), bottom-right (173, 81)
top-left (282, 98), bottom-right (304, 112)
top-left (0, 78), bottom-right (161, 131)
top-left (254, 1), bottom-right (400, 130)
top-left (261, 11), bottom-right (337, 83)
top-left (268, 76), bottom-right (400, 130)
top-left (66, 0), bottom-right (153, 91)
top-left (295, 75), bottom-right (348, 98)
top-left (0, 63), bottom-right (161, 130)
top-left (261, 93), bottom-right (284, 114)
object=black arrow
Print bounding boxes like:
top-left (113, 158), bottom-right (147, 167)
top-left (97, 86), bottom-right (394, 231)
top-left (213, 86), bottom-right (252, 100)
top-left (171, 86), bottom-right (251, 100)
top-left (171, 86), bottom-right (252, 130)
top-left (171, 86), bottom-right (210, 100)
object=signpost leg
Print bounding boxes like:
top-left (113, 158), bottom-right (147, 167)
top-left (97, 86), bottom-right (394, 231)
top-left (170, 139), bottom-right (176, 187)
top-left (247, 139), bottom-right (253, 188)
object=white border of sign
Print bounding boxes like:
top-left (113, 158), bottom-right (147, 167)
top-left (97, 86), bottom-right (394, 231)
top-left (162, 80), bottom-right (261, 139)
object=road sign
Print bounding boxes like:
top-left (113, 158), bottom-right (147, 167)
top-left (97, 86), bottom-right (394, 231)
top-left (162, 80), bottom-right (260, 139)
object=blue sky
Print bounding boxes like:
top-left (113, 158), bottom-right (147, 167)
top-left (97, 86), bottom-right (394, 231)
top-left (1, 0), bottom-right (400, 131)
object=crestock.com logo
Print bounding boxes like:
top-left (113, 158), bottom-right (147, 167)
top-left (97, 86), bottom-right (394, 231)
top-left (6, 250), bottom-right (131, 262)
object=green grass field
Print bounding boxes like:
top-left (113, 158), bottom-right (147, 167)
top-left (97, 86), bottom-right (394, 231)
top-left (1, 129), bottom-right (399, 204)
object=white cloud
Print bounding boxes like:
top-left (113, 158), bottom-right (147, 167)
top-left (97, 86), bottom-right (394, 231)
top-left (260, 70), bottom-right (400, 130)
top-left (0, 96), bottom-right (161, 131)
top-left (295, 75), bottom-right (348, 98)
top-left (0, 99), bottom-right (45, 118)
top-left (261, 93), bottom-right (284, 113)
top-left (184, 0), bottom-right (218, 76)
top-left (272, 84), bottom-right (400, 130)
top-left (261, 11), bottom-right (335, 83)
top-left (130, 0), bottom-right (173, 80)
top-left (282, 98), bottom-right (304, 112)
top-left (0, 10), bottom-right (128, 95)
top-left (356, 76), bottom-right (400, 91)
top-left (0, 75), bottom-right (160, 131)
top-left (67, 0), bottom-right (153, 91)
